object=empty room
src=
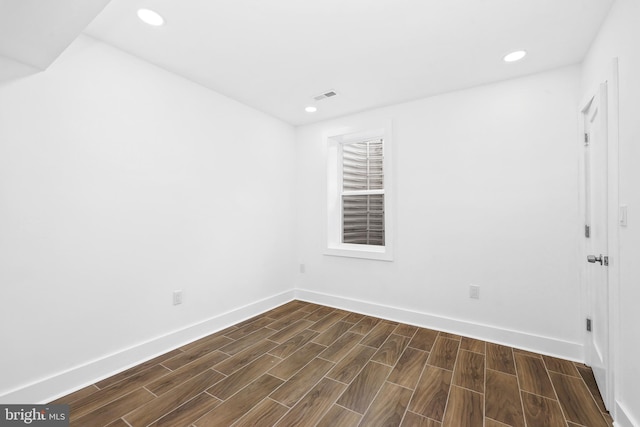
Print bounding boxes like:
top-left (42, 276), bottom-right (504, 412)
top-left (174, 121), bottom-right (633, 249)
top-left (1, 0), bottom-right (639, 426)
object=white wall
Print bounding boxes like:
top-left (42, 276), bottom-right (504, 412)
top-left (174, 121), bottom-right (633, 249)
top-left (582, 0), bottom-right (640, 424)
top-left (295, 66), bottom-right (582, 358)
top-left (0, 35), bottom-right (296, 401)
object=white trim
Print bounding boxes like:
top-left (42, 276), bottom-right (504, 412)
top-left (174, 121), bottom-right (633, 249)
top-left (613, 400), bottom-right (638, 427)
top-left (294, 288), bottom-right (583, 361)
top-left (0, 291), bottom-right (295, 404)
top-left (607, 57), bottom-right (621, 417)
top-left (2, 288), bottom-right (589, 405)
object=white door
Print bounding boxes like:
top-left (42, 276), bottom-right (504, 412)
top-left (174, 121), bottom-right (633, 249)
top-left (582, 83), bottom-right (610, 408)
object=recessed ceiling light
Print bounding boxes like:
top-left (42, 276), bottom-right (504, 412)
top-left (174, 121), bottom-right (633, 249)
top-left (137, 8), bottom-right (164, 26)
top-left (503, 50), bottom-right (527, 63)
top-left (305, 106), bottom-right (317, 113)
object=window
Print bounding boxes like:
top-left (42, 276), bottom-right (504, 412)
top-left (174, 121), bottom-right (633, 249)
top-left (325, 124), bottom-right (393, 261)
top-left (342, 139), bottom-right (385, 246)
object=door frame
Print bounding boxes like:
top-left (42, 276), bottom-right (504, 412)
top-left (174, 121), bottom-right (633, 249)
top-left (578, 58), bottom-right (620, 411)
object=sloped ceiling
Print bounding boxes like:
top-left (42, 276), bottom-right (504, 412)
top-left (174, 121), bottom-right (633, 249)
top-left (0, 0), bottom-right (110, 82)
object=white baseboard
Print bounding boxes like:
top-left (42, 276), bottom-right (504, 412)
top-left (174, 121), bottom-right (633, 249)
top-left (0, 291), bottom-right (295, 404)
top-left (1, 288), bottom-right (585, 405)
top-left (614, 401), bottom-right (638, 427)
top-left (295, 288), bottom-right (583, 362)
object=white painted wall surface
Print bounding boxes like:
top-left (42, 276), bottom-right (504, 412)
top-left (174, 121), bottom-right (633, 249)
top-left (0, 36), bottom-right (296, 400)
top-left (582, 0), bottom-right (640, 424)
top-left (295, 67), bottom-right (582, 358)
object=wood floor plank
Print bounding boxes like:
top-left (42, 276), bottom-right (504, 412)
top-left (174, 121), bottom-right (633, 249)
top-left (207, 354), bottom-right (280, 400)
top-left (232, 398), bottom-right (289, 427)
top-left (268, 342), bottom-right (325, 380)
top-left (318, 331), bottom-right (363, 362)
top-left (359, 381), bottom-right (413, 426)
top-left (304, 306), bottom-right (335, 322)
top-left (269, 357), bottom-right (335, 407)
top-left (485, 418), bottom-right (512, 427)
top-left (549, 371), bottom-right (609, 427)
top-left (460, 337), bottom-right (485, 355)
top-left (146, 351), bottom-right (227, 396)
top-left (360, 321), bottom-right (398, 348)
top-left (394, 323), bottom-right (419, 337)
top-left (576, 364), bottom-right (607, 412)
top-left (542, 355), bottom-right (580, 377)
top-left (326, 344), bottom-right (376, 384)
top-left (268, 329), bottom-right (319, 359)
top-left (50, 384), bottom-right (99, 405)
top-left (521, 391), bottom-right (567, 427)
top-left (316, 405), bottom-right (362, 427)
top-left (427, 337), bottom-right (460, 371)
top-left (371, 333), bottom-right (411, 366)
top-left (193, 374), bottom-right (283, 426)
top-left (213, 339), bottom-right (279, 375)
top-left (162, 336), bottom-right (232, 370)
top-left (408, 365), bottom-right (452, 421)
top-left (401, 411), bottom-right (442, 427)
top-left (104, 418), bottom-right (130, 427)
top-left (147, 392), bottom-right (221, 427)
top-left (350, 316), bottom-right (381, 334)
top-left (267, 310), bottom-right (306, 331)
top-left (266, 301), bottom-right (309, 320)
top-left (313, 321), bottom-right (353, 346)
top-left (224, 316), bottom-right (276, 340)
top-left (438, 332), bottom-right (462, 341)
top-left (441, 386), bottom-right (483, 427)
top-left (388, 347), bottom-right (430, 390)
top-left (94, 349), bottom-right (182, 389)
top-left (218, 327), bottom-right (276, 356)
top-left (72, 388), bottom-right (155, 426)
top-left (267, 319), bottom-right (315, 343)
top-left (408, 328), bottom-right (439, 352)
top-left (309, 310), bottom-right (348, 332)
top-left (232, 313), bottom-right (273, 329)
top-left (452, 350), bottom-right (484, 393)
top-left (342, 311), bottom-right (365, 323)
top-left (336, 361), bottom-right (392, 413)
top-left (485, 369), bottom-right (525, 427)
top-left (486, 343), bottom-right (516, 375)
top-left (70, 364), bottom-right (171, 420)
top-left (124, 369), bottom-right (224, 426)
top-left (514, 353), bottom-right (555, 399)
top-left (274, 378), bottom-right (346, 427)
top-left (512, 347), bottom-right (543, 359)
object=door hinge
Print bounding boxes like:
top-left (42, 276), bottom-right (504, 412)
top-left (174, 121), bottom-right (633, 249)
top-left (604, 256), bottom-right (609, 266)
top-left (585, 224), bottom-right (590, 238)
top-left (584, 133), bottom-right (590, 145)
top-left (586, 318), bottom-right (592, 332)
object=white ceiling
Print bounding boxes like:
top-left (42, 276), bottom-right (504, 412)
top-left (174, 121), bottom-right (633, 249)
top-left (3, 1), bottom-right (614, 125)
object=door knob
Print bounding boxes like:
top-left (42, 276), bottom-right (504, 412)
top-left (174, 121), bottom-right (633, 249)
top-left (587, 254), bottom-right (603, 265)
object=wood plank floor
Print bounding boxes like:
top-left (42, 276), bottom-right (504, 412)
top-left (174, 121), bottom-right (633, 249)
top-left (51, 300), bottom-right (614, 427)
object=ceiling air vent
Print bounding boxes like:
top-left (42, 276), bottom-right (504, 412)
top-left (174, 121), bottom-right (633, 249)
top-left (313, 90), bottom-right (338, 101)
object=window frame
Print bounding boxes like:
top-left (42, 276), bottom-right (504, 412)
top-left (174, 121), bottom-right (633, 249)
top-left (324, 123), bottom-right (394, 261)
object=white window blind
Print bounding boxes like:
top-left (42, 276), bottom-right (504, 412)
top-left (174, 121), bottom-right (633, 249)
top-left (342, 139), bottom-right (385, 246)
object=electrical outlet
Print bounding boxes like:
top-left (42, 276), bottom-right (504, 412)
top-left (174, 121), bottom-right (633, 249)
top-left (469, 285), bottom-right (480, 299)
top-left (173, 290), bottom-right (183, 305)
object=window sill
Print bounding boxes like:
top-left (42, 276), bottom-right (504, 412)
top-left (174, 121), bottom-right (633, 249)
top-left (324, 244), bottom-right (393, 261)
